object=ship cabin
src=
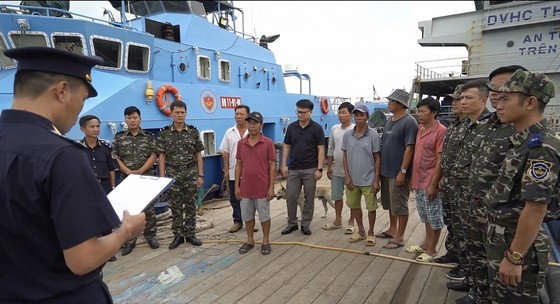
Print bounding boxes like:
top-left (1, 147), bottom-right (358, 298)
top-left (413, 0), bottom-right (560, 127)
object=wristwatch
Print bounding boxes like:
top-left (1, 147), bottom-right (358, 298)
top-left (508, 248), bottom-right (524, 260)
top-left (317, 168), bottom-right (323, 172)
top-left (400, 168), bottom-right (407, 174)
top-left (198, 174), bottom-right (204, 178)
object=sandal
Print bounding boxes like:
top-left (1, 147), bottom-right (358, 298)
top-left (345, 225), bottom-right (355, 235)
top-left (415, 252), bottom-right (436, 263)
top-left (375, 231), bottom-right (394, 239)
top-left (322, 223), bottom-right (342, 231)
top-left (261, 243), bottom-right (271, 255)
top-left (239, 243), bottom-right (254, 254)
top-left (382, 240), bottom-right (405, 249)
top-left (348, 233), bottom-right (367, 243)
top-left (405, 245), bottom-right (426, 253)
top-left (366, 236), bottom-right (376, 247)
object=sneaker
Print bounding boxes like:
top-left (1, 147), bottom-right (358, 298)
top-left (229, 223), bottom-right (242, 233)
top-left (455, 292), bottom-right (476, 304)
top-left (446, 265), bottom-right (466, 281)
top-left (433, 254), bottom-right (459, 264)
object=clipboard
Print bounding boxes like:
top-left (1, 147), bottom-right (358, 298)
top-left (108, 174), bottom-right (175, 221)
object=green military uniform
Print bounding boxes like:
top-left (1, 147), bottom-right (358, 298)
top-left (467, 112), bottom-right (516, 303)
top-left (440, 114), bottom-right (468, 259)
top-left (156, 124), bottom-right (204, 238)
top-left (485, 70), bottom-right (559, 303)
top-left (112, 128), bottom-right (158, 240)
top-left (451, 107), bottom-right (490, 282)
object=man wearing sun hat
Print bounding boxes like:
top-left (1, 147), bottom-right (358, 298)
top-left (484, 69), bottom-right (559, 303)
top-left (377, 89), bottom-right (418, 250)
top-left (0, 46), bottom-right (146, 302)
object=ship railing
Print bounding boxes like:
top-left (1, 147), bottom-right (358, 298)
top-left (0, 3), bottom-right (136, 31)
top-left (415, 49), bottom-right (560, 81)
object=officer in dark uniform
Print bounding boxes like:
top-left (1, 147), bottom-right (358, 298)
top-left (79, 114), bottom-right (118, 194)
top-left (0, 46), bottom-right (146, 303)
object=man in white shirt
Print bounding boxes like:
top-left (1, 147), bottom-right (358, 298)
top-left (324, 102), bottom-right (356, 234)
top-left (219, 105), bottom-right (257, 233)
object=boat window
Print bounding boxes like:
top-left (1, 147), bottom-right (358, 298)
top-left (9, 31), bottom-right (49, 48)
top-left (125, 43), bottom-right (150, 73)
top-left (218, 59), bottom-right (230, 82)
top-left (200, 130), bottom-right (215, 155)
top-left (52, 33), bottom-right (86, 55)
top-left (91, 36), bottom-right (122, 70)
top-left (197, 55), bottom-right (211, 80)
top-left (0, 34), bottom-right (15, 67)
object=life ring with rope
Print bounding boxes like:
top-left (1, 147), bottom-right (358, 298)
top-left (156, 84), bottom-right (182, 116)
top-left (320, 97), bottom-right (329, 114)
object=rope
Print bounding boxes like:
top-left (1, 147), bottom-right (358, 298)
top-left (203, 239), bottom-right (560, 268)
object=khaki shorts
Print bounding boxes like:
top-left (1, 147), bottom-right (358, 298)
top-left (346, 185), bottom-right (378, 211)
top-left (380, 176), bottom-right (410, 216)
top-left (240, 198), bottom-right (270, 222)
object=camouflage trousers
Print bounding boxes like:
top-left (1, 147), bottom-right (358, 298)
top-left (167, 166), bottom-right (198, 237)
top-left (465, 202), bottom-right (490, 303)
top-left (455, 181), bottom-right (471, 281)
top-left (440, 176), bottom-right (463, 259)
top-left (441, 177), bottom-right (466, 262)
top-left (486, 222), bottom-right (550, 303)
top-left (120, 175), bottom-right (157, 242)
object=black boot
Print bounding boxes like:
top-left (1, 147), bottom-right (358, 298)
top-left (169, 236), bottom-right (184, 250)
top-left (122, 239), bottom-right (136, 256)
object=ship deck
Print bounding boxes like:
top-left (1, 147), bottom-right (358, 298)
top-left (103, 176), bottom-right (467, 304)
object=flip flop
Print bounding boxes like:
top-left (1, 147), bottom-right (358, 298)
top-left (375, 231), bottom-right (394, 239)
top-left (345, 225), bottom-right (355, 234)
top-left (261, 243), bottom-right (271, 255)
top-left (348, 233), bottom-right (367, 243)
top-left (415, 253), bottom-right (436, 263)
top-left (382, 240), bottom-right (405, 249)
top-left (239, 243), bottom-right (254, 254)
top-left (405, 245), bottom-right (426, 253)
top-left (322, 223), bottom-right (342, 231)
top-left (366, 236), bottom-right (376, 247)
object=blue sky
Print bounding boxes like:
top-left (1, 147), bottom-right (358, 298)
top-left (1, 1), bottom-right (475, 100)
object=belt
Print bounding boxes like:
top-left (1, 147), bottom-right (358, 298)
top-left (486, 212), bottom-right (515, 227)
top-left (448, 178), bottom-right (467, 187)
top-left (167, 164), bottom-right (193, 171)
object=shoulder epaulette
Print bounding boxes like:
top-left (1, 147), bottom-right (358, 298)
top-left (187, 124), bottom-right (198, 130)
top-left (99, 139), bottom-right (112, 148)
top-left (528, 132), bottom-right (543, 149)
top-left (115, 130), bottom-right (125, 135)
top-left (161, 125), bottom-right (171, 131)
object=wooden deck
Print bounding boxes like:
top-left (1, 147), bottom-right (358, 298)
top-left (103, 177), bottom-right (467, 304)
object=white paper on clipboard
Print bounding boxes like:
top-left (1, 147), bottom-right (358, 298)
top-left (108, 174), bottom-right (174, 221)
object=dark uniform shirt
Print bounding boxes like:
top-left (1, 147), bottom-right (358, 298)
top-left (0, 110), bottom-right (120, 302)
top-left (283, 119), bottom-right (325, 170)
top-left (78, 138), bottom-right (117, 180)
top-left (112, 128), bottom-right (157, 173)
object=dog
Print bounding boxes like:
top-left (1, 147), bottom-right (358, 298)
top-left (274, 184), bottom-right (335, 218)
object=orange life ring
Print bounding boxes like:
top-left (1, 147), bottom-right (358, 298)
top-left (320, 97), bottom-right (329, 114)
top-left (156, 84), bottom-right (182, 116)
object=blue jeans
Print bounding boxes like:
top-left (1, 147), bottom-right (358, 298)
top-left (229, 180), bottom-right (242, 224)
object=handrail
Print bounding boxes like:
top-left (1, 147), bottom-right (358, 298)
top-left (283, 70), bottom-right (311, 94)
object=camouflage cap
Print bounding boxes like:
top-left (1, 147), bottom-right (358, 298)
top-left (446, 84), bottom-right (463, 100)
top-left (487, 69), bottom-right (556, 104)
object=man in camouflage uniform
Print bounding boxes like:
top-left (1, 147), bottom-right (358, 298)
top-left (485, 69), bottom-right (559, 303)
top-left (113, 106), bottom-right (159, 255)
top-left (435, 84), bottom-right (466, 265)
top-left (446, 79), bottom-right (491, 294)
top-left (459, 65), bottom-right (527, 304)
top-left (157, 100), bottom-right (205, 249)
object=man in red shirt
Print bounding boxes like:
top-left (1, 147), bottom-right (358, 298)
top-left (235, 112), bottom-right (277, 255)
